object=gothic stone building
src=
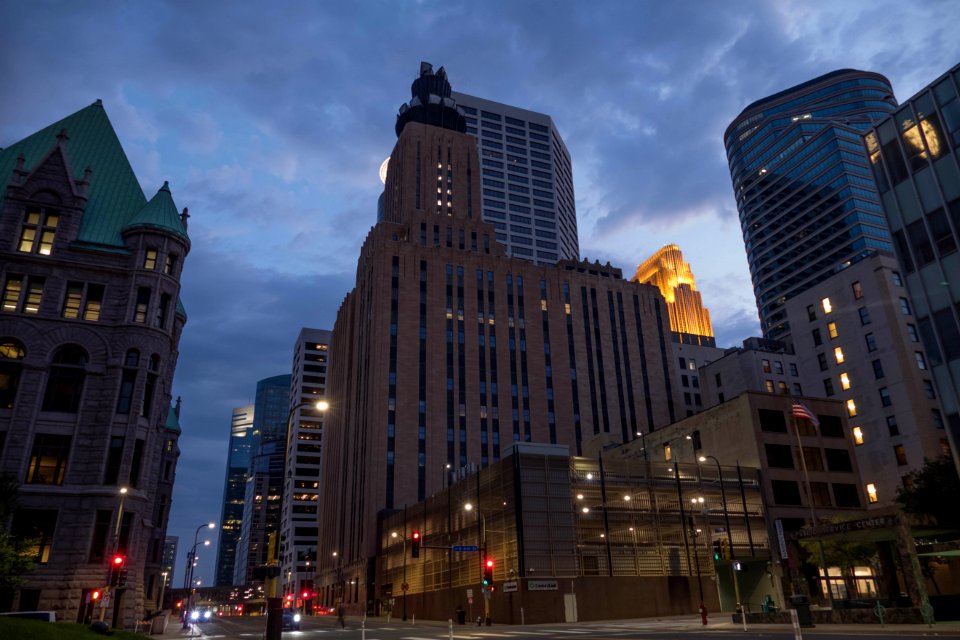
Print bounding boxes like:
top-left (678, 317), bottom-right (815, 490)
top-left (0, 100), bottom-right (188, 627)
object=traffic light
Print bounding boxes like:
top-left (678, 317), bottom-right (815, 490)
top-left (91, 590), bottom-right (100, 601)
top-left (117, 569), bottom-right (129, 588)
top-left (411, 531), bottom-right (420, 558)
top-left (720, 539), bottom-right (731, 561)
top-left (712, 540), bottom-right (722, 561)
top-left (302, 591), bottom-right (310, 599)
top-left (483, 558), bottom-right (494, 586)
top-left (110, 554), bottom-right (125, 586)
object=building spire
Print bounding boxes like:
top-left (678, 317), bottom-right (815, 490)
top-left (395, 61), bottom-right (467, 137)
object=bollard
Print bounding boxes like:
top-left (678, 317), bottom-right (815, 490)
top-left (361, 618), bottom-right (366, 640)
top-left (448, 618), bottom-right (453, 640)
top-left (520, 607), bottom-right (525, 626)
top-left (412, 614), bottom-right (415, 626)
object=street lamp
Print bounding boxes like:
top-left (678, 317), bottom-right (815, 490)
top-left (699, 454), bottom-right (746, 631)
top-left (158, 571), bottom-right (168, 611)
top-left (464, 502), bottom-right (491, 625)
top-left (182, 522), bottom-right (215, 629)
top-left (99, 487), bottom-right (128, 623)
top-left (391, 530), bottom-right (408, 620)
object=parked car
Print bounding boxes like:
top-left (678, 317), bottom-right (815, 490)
top-left (282, 609), bottom-right (301, 631)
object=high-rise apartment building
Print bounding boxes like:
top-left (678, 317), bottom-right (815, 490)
top-left (0, 100), bottom-right (189, 626)
top-left (316, 63), bottom-right (679, 611)
top-left (865, 62), bottom-right (960, 473)
top-left (452, 89), bottom-right (578, 264)
top-left (280, 328), bottom-right (329, 601)
top-left (724, 69), bottom-right (898, 342)
top-left (214, 404), bottom-right (254, 587)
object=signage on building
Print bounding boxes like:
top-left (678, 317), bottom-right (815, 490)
top-left (527, 579), bottom-right (559, 591)
top-left (793, 515), bottom-right (898, 540)
top-left (502, 581), bottom-right (518, 593)
top-left (775, 519), bottom-right (788, 560)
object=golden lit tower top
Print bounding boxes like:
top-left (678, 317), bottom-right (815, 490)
top-left (633, 244), bottom-right (714, 339)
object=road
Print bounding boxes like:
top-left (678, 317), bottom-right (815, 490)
top-left (176, 615), bottom-right (960, 640)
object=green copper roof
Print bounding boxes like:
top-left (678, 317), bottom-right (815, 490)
top-left (165, 406), bottom-right (182, 434)
top-left (124, 181), bottom-right (190, 243)
top-left (0, 100), bottom-right (188, 249)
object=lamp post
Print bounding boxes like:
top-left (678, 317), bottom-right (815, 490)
top-left (158, 571), bottom-right (168, 611)
top-left (689, 497), bottom-right (705, 604)
top-left (700, 455), bottom-right (746, 631)
top-left (182, 522), bottom-right (215, 629)
top-left (391, 529), bottom-right (407, 621)
top-left (465, 502), bottom-right (490, 625)
top-left (99, 487), bottom-right (128, 623)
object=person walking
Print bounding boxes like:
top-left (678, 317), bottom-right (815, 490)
top-left (337, 600), bottom-right (345, 629)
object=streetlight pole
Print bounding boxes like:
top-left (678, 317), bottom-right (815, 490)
top-left (700, 455), bottom-right (746, 631)
top-left (158, 571), bottom-right (168, 611)
top-left (465, 502), bottom-right (489, 624)
top-left (182, 522), bottom-right (215, 629)
top-left (99, 486), bottom-right (127, 623)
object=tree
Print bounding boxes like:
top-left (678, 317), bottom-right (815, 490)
top-left (896, 456), bottom-right (960, 530)
top-left (0, 475), bottom-right (37, 592)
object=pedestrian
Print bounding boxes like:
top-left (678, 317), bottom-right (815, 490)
top-left (337, 602), bottom-right (345, 629)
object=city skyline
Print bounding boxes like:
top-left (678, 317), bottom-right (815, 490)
top-left (2, 1), bottom-right (958, 587)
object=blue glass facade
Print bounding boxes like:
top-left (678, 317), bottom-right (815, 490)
top-left (724, 70), bottom-right (898, 341)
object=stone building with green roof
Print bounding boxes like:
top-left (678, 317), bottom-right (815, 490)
top-left (0, 100), bottom-right (189, 628)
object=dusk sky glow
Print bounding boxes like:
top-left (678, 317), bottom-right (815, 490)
top-left (3, 0), bottom-right (958, 587)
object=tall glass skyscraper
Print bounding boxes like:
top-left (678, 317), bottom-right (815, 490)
top-left (724, 69), bottom-right (898, 341)
top-left (215, 404), bottom-right (254, 586)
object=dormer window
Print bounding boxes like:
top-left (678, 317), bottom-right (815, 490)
top-left (144, 249), bottom-right (158, 270)
top-left (18, 208), bottom-right (59, 255)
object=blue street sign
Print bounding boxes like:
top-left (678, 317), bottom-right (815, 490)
top-left (451, 545), bottom-right (480, 552)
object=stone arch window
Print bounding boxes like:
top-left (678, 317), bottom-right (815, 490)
top-left (42, 344), bottom-right (89, 412)
top-left (0, 339), bottom-right (26, 409)
top-left (18, 207), bottom-right (59, 255)
top-left (117, 348), bottom-right (140, 414)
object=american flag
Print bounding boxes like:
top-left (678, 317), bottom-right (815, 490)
top-left (792, 401), bottom-right (820, 428)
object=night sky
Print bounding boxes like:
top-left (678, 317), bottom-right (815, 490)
top-left (2, 0), bottom-right (958, 587)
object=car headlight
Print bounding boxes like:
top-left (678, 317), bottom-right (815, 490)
top-left (203, 610), bottom-right (212, 619)
top-left (293, 614), bottom-right (301, 622)
top-left (190, 611), bottom-right (199, 621)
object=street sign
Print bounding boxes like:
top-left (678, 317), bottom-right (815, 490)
top-left (466, 588), bottom-right (473, 605)
top-left (401, 583), bottom-right (409, 592)
top-left (502, 581), bottom-right (518, 593)
top-left (452, 545), bottom-right (480, 552)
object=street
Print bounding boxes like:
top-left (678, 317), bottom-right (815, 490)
top-left (173, 614), bottom-right (960, 640)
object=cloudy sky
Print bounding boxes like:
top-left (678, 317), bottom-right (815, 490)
top-left (3, 0), bottom-right (958, 586)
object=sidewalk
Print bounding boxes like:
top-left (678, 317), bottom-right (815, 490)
top-left (589, 613), bottom-right (960, 635)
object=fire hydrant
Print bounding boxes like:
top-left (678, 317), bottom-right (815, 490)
top-left (699, 602), bottom-right (708, 626)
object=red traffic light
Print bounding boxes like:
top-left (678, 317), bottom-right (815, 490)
top-left (485, 558), bottom-right (494, 569)
top-left (412, 531), bottom-right (420, 540)
top-left (92, 590), bottom-right (100, 600)
top-left (302, 591), bottom-right (310, 599)
top-left (112, 555), bottom-right (125, 565)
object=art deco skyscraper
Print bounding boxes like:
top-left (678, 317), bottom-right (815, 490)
top-left (724, 70), bottom-right (898, 342)
top-left (633, 244), bottom-right (714, 342)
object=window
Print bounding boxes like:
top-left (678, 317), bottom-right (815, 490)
top-left (42, 345), bottom-right (88, 412)
top-left (906, 324), bottom-right (919, 342)
top-left (61, 282), bottom-right (104, 321)
top-left (859, 307), bottom-right (871, 325)
top-left (715, 373), bottom-right (722, 386)
top-left (765, 380), bottom-right (775, 393)
top-left (17, 208), bottom-right (59, 255)
top-left (778, 381), bottom-right (788, 394)
top-left (812, 328), bottom-right (822, 346)
top-left (104, 436), bottom-right (124, 484)
top-left (892, 271), bottom-right (902, 286)
top-left (144, 249), bottom-right (158, 270)
top-left (933, 409), bottom-right (945, 429)
top-left (789, 363), bottom-right (799, 376)
top-left (922, 380), bottom-right (937, 399)
top-left (852, 425), bottom-right (864, 444)
top-left (847, 399), bottom-right (858, 417)
top-left (819, 415), bottom-right (844, 438)
top-left (793, 383), bottom-right (803, 395)
top-left (758, 408), bottom-right (787, 433)
top-left (894, 444), bottom-right (908, 466)
top-left (2, 275), bottom-right (44, 314)
top-left (26, 434), bottom-right (71, 485)
top-left (772, 480), bottom-right (802, 505)
top-left (818, 353), bottom-right (828, 371)
top-left (807, 305), bottom-right (816, 321)
top-left (133, 287), bottom-right (151, 323)
top-left (879, 387), bottom-right (892, 407)
top-left (887, 415), bottom-right (900, 436)
top-left (821, 298), bottom-right (832, 314)
top-left (865, 333), bottom-right (877, 352)
top-left (0, 339), bottom-right (26, 409)
top-left (774, 361), bottom-right (784, 374)
top-left (834, 347), bottom-right (844, 364)
top-left (866, 483), bottom-right (879, 504)
top-left (825, 449), bottom-right (853, 472)
top-left (833, 484), bottom-right (861, 508)
top-left (130, 439), bottom-right (145, 488)
top-left (810, 482), bottom-right (831, 507)
top-left (915, 351), bottom-right (927, 370)
top-left (872, 359), bottom-right (884, 379)
top-left (156, 293), bottom-right (170, 329)
top-left (840, 372), bottom-right (851, 390)
top-left (827, 322), bottom-right (838, 339)
top-left (11, 509), bottom-right (57, 563)
top-left (765, 444), bottom-right (794, 468)
top-left (823, 378), bottom-right (835, 396)
top-left (851, 281), bottom-right (863, 299)
top-left (89, 510), bottom-right (111, 563)
top-left (663, 444), bottom-right (672, 461)
top-left (164, 254), bottom-right (177, 275)
top-left (900, 297), bottom-right (911, 315)
top-left (116, 349), bottom-right (138, 414)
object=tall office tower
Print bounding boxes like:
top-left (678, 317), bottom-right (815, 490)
top-left (316, 63), bottom-right (679, 611)
top-left (0, 100), bottom-right (189, 625)
top-left (783, 251), bottom-right (947, 506)
top-left (865, 62), bottom-right (960, 474)
top-left (234, 438), bottom-right (285, 585)
top-left (280, 328), bottom-right (329, 601)
top-left (161, 537), bottom-right (178, 582)
top-left (253, 374), bottom-right (292, 447)
top-left (724, 69), bottom-right (898, 342)
top-left (214, 404), bottom-right (254, 587)
top-left (452, 89), bottom-right (578, 264)
top-left (633, 244), bottom-right (715, 344)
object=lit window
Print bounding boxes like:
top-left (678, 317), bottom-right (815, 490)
top-left (762, 359), bottom-right (771, 373)
top-left (866, 483), bottom-right (878, 503)
top-left (540, 300), bottom-right (547, 311)
top-left (894, 444), bottom-right (907, 466)
top-left (18, 208), bottom-right (59, 255)
top-left (915, 352), bottom-right (927, 370)
top-left (851, 281), bottom-right (863, 299)
top-left (765, 380), bottom-right (775, 393)
top-left (840, 373), bottom-right (851, 390)
top-left (847, 399), bottom-right (857, 417)
top-left (852, 426), bottom-right (864, 445)
top-left (144, 249), bottom-right (158, 270)
top-left (821, 298), bottom-right (832, 314)
top-left (834, 347), bottom-right (844, 364)
top-left (664, 444), bottom-right (672, 462)
top-left (828, 322), bottom-right (838, 339)
top-left (564, 303), bottom-right (571, 315)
